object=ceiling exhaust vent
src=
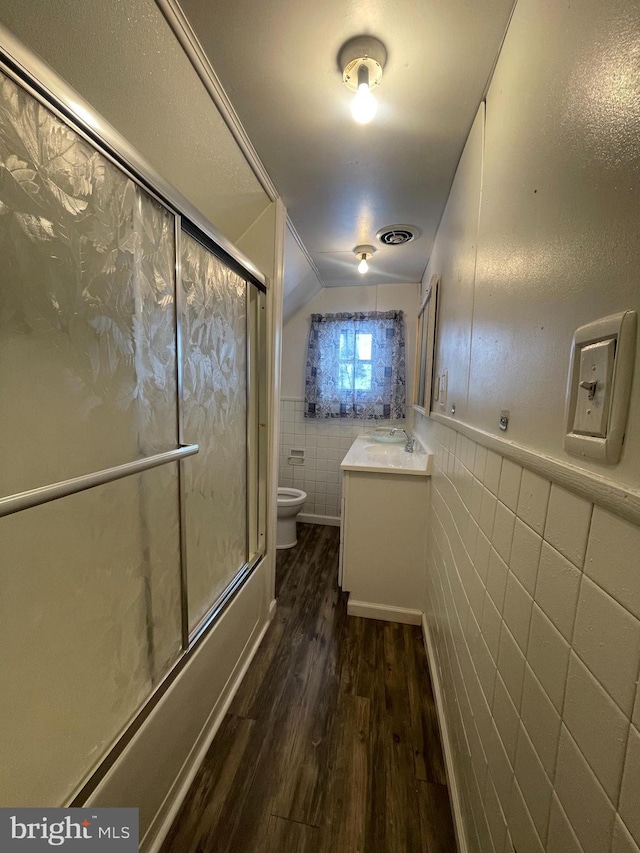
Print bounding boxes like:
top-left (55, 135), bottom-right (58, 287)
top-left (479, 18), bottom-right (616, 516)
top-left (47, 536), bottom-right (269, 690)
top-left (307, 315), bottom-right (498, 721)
top-left (376, 225), bottom-right (420, 246)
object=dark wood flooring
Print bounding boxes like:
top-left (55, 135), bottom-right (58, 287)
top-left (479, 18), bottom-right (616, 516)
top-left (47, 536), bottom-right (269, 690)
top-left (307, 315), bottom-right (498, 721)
top-left (161, 523), bottom-right (457, 853)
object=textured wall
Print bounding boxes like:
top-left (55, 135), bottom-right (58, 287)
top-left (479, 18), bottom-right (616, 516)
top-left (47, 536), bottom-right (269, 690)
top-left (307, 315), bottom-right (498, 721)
top-left (0, 0), bottom-right (271, 246)
top-left (428, 0), bottom-right (640, 491)
top-left (416, 0), bottom-right (640, 850)
top-left (428, 103), bottom-right (484, 424)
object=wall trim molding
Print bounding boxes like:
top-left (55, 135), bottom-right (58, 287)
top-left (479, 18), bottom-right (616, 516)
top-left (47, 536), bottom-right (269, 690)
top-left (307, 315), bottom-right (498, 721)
top-left (155, 0), bottom-right (278, 203)
top-left (298, 512), bottom-right (340, 527)
top-left (421, 613), bottom-right (470, 853)
top-left (428, 412), bottom-right (640, 527)
top-left (286, 217), bottom-right (323, 286)
top-left (347, 600), bottom-right (422, 625)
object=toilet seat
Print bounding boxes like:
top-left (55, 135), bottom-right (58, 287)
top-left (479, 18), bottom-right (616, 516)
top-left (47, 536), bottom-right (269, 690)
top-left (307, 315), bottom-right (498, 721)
top-left (277, 487), bottom-right (307, 506)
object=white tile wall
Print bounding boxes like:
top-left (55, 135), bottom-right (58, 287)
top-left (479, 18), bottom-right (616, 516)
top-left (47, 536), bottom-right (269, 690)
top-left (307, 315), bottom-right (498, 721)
top-left (503, 573), bottom-right (533, 655)
top-left (416, 415), bottom-right (640, 853)
top-left (510, 520), bottom-right (542, 596)
top-left (612, 817), bottom-right (640, 853)
top-left (499, 458), bottom-right (523, 513)
top-left (585, 507), bottom-right (640, 620)
top-left (544, 485), bottom-right (592, 569)
top-left (508, 780), bottom-right (545, 853)
top-left (554, 725), bottom-right (615, 853)
top-left (493, 672), bottom-right (520, 762)
top-left (619, 725), bottom-right (640, 844)
top-left (516, 469), bottom-right (551, 536)
top-left (572, 577), bottom-right (640, 717)
top-left (527, 604), bottom-right (571, 714)
top-left (520, 665), bottom-right (561, 778)
top-left (513, 723), bottom-right (553, 840)
top-left (563, 653), bottom-right (629, 802)
top-left (493, 502), bottom-right (516, 564)
top-left (278, 397), bottom-right (407, 519)
top-left (534, 543), bottom-right (581, 641)
top-left (547, 795), bottom-right (584, 853)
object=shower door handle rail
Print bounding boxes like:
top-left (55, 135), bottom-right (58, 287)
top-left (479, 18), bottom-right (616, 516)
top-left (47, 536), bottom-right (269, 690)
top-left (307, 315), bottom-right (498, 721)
top-left (0, 444), bottom-right (199, 519)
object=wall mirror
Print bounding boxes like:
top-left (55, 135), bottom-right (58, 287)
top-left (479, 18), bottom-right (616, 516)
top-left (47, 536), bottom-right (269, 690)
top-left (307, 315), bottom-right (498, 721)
top-left (413, 274), bottom-right (440, 414)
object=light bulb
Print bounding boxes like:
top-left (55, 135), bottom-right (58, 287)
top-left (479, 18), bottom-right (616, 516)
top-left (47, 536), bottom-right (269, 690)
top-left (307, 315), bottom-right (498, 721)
top-left (358, 255), bottom-right (369, 274)
top-left (351, 82), bottom-right (377, 124)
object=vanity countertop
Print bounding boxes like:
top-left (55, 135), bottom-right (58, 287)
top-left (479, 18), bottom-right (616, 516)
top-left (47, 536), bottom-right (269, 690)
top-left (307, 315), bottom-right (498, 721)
top-left (340, 435), bottom-right (433, 477)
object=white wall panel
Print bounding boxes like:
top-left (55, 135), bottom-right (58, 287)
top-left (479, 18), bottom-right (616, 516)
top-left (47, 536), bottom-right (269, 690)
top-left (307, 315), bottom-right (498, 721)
top-left (466, 0), bottom-right (640, 488)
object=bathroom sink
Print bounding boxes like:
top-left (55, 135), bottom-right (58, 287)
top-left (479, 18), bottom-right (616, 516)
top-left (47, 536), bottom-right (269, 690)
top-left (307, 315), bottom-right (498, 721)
top-left (341, 436), bottom-right (433, 476)
top-left (363, 443), bottom-right (404, 456)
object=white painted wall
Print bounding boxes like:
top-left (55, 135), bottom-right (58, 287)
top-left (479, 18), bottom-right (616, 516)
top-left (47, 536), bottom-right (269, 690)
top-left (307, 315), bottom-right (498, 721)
top-left (283, 222), bottom-right (322, 323)
top-left (427, 104), bottom-right (485, 424)
top-left (415, 0), bottom-right (640, 851)
top-left (424, 0), bottom-right (640, 492)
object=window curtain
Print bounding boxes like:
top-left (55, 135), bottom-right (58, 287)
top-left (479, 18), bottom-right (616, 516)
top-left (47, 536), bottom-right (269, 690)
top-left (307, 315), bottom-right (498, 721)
top-left (304, 311), bottom-right (406, 419)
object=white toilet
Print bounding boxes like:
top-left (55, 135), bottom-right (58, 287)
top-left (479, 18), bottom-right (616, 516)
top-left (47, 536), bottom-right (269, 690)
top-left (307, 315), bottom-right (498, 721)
top-left (276, 487), bottom-right (307, 549)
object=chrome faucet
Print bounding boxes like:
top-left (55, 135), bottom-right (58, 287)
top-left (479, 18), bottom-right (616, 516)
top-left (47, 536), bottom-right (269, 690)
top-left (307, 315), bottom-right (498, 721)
top-left (391, 428), bottom-right (415, 453)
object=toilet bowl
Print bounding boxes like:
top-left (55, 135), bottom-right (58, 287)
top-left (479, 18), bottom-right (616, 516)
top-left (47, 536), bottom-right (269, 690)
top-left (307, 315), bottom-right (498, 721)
top-left (277, 487), bottom-right (307, 549)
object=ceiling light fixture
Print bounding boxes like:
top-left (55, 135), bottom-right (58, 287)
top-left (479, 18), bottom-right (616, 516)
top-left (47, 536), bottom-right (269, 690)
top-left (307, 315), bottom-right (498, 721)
top-left (354, 244), bottom-right (375, 274)
top-left (339, 36), bottom-right (387, 125)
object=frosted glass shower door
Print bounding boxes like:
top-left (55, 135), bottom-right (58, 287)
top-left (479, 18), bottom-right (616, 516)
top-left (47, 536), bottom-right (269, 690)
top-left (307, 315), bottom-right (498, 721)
top-left (0, 68), bottom-right (182, 805)
top-left (0, 72), bottom-right (178, 498)
top-left (180, 231), bottom-right (248, 632)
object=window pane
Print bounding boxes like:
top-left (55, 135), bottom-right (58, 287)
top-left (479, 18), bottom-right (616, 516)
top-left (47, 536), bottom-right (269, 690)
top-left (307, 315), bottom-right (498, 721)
top-left (339, 362), bottom-right (354, 391)
top-left (339, 330), bottom-right (352, 360)
top-left (181, 231), bottom-right (248, 632)
top-left (355, 362), bottom-right (372, 391)
top-left (356, 332), bottom-right (372, 361)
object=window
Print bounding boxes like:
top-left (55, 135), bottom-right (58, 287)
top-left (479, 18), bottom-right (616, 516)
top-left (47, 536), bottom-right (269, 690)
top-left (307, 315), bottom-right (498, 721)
top-left (338, 330), bottom-right (373, 391)
top-left (304, 311), bottom-right (406, 419)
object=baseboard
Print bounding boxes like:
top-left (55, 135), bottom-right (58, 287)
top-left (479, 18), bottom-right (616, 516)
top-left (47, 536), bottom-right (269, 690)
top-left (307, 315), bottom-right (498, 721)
top-left (298, 512), bottom-right (341, 527)
top-left (347, 599), bottom-right (422, 625)
top-left (142, 613), bottom-right (272, 852)
top-left (421, 613), bottom-right (469, 853)
top-left (268, 597), bottom-right (277, 618)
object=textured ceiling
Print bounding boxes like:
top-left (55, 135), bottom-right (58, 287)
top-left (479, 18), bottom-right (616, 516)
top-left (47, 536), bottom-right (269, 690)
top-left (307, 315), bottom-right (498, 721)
top-left (177, 0), bottom-right (515, 287)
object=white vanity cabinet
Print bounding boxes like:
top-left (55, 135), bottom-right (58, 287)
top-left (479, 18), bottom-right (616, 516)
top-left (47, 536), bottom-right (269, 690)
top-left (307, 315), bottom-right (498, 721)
top-left (339, 437), bottom-right (432, 624)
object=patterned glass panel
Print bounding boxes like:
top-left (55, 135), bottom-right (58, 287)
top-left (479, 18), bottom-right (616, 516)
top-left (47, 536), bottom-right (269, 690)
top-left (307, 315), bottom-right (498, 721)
top-left (0, 69), bottom-right (178, 498)
top-left (181, 231), bottom-right (248, 631)
top-left (0, 465), bottom-right (182, 807)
